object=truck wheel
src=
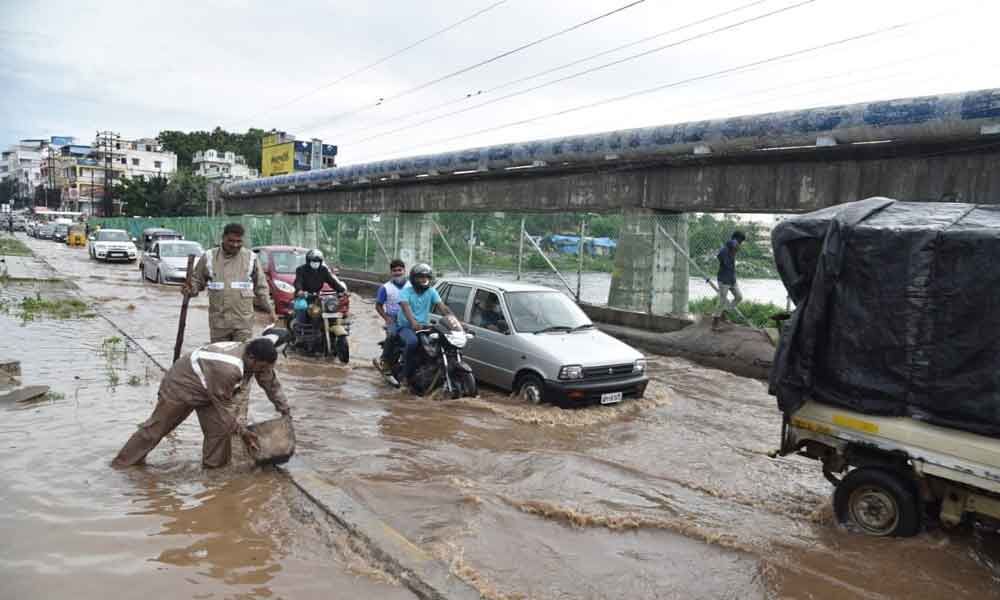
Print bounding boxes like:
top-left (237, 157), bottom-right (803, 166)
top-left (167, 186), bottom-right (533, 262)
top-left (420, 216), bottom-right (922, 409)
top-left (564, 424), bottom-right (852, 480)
top-left (516, 373), bottom-right (544, 405)
top-left (834, 467), bottom-right (921, 537)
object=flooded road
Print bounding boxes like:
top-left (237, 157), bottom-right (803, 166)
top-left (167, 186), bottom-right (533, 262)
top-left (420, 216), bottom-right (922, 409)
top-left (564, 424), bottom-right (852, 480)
top-left (4, 233), bottom-right (999, 599)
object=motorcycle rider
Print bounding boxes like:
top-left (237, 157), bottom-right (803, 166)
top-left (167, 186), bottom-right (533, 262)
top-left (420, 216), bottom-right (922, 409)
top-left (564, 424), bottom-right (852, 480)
top-left (292, 249), bottom-right (347, 324)
top-left (396, 263), bottom-right (452, 388)
top-left (374, 259), bottom-right (407, 382)
top-left (293, 249), bottom-right (347, 298)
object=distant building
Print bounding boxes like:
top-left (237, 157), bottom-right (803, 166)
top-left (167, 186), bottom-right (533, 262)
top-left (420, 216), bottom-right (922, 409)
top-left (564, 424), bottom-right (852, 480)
top-left (91, 136), bottom-right (178, 181)
top-left (1, 137), bottom-right (80, 208)
top-left (192, 149), bottom-right (259, 180)
top-left (260, 131), bottom-right (337, 177)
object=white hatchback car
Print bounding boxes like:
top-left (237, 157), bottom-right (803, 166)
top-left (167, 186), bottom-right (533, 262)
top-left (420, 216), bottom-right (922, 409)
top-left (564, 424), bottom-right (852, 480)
top-left (88, 229), bottom-right (137, 262)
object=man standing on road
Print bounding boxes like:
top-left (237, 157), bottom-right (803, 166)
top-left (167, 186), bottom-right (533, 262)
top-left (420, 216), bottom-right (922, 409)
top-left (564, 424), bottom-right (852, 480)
top-left (714, 230), bottom-right (746, 328)
top-left (183, 223), bottom-right (276, 343)
top-left (112, 334), bottom-right (291, 469)
top-left (396, 263), bottom-right (452, 388)
top-left (373, 258), bottom-right (407, 378)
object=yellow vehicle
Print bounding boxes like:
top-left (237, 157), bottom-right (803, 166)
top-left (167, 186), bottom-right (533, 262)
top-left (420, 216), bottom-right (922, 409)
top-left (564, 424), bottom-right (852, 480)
top-left (67, 224), bottom-right (88, 247)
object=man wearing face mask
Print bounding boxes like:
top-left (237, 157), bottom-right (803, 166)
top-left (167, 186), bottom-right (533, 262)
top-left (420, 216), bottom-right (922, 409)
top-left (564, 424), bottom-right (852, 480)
top-left (293, 249), bottom-right (347, 299)
top-left (373, 258), bottom-right (407, 381)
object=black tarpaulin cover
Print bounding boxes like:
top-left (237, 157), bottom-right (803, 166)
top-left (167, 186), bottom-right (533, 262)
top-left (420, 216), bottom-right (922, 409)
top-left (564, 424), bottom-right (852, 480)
top-left (769, 197), bottom-right (1000, 437)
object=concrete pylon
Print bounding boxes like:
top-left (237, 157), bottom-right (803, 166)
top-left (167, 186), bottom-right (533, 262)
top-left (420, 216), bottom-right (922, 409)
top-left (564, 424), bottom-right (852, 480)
top-left (376, 212), bottom-right (434, 268)
top-left (608, 211), bottom-right (689, 315)
top-left (398, 212), bottom-right (434, 267)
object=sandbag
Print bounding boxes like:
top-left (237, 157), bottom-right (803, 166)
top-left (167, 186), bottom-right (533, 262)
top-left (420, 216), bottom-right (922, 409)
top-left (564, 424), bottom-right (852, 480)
top-left (247, 415), bottom-right (296, 465)
top-left (769, 197), bottom-right (1000, 437)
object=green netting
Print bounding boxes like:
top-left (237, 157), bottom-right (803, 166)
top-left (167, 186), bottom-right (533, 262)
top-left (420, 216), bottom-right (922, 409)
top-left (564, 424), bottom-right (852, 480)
top-left (90, 211), bottom-right (785, 312)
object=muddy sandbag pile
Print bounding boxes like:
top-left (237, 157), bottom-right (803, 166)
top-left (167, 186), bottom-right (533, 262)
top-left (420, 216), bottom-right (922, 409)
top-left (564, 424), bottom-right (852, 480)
top-left (770, 197), bottom-right (1000, 437)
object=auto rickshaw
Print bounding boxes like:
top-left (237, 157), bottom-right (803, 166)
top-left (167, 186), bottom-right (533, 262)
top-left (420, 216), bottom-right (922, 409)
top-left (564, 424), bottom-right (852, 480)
top-left (67, 224), bottom-right (88, 247)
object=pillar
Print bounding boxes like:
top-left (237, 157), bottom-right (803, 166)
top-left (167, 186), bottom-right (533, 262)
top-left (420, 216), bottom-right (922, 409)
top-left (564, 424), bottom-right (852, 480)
top-left (395, 212), bottom-right (434, 268)
top-left (370, 212), bottom-right (435, 270)
top-left (608, 211), bottom-right (689, 315)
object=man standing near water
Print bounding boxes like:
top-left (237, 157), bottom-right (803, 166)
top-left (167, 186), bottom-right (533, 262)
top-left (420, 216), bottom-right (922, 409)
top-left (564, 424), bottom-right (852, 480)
top-left (183, 223), bottom-right (276, 343)
top-left (714, 230), bottom-right (746, 328)
top-left (112, 334), bottom-right (290, 468)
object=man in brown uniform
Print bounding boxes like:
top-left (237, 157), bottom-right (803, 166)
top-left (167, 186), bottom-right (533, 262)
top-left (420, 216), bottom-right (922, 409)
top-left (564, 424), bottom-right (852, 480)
top-left (184, 222), bottom-right (276, 343)
top-left (112, 336), bottom-right (290, 468)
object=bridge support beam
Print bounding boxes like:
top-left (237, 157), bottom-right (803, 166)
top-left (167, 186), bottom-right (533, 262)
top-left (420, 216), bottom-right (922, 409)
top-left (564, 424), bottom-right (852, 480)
top-left (377, 212), bottom-right (434, 268)
top-left (608, 211), bottom-right (689, 316)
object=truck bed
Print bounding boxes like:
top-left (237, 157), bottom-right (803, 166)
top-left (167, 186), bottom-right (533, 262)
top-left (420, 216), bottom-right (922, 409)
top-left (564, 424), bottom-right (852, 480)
top-left (790, 400), bottom-right (1000, 494)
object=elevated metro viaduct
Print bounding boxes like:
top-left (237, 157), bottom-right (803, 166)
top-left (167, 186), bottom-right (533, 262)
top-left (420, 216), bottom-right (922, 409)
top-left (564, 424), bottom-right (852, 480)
top-left (220, 88), bottom-right (1000, 316)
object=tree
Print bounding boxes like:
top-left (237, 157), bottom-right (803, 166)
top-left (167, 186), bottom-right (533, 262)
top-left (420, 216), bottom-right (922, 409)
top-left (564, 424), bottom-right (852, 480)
top-left (158, 127), bottom-right (270, 171)
top-left (116, 169), bottom-right (207, 217)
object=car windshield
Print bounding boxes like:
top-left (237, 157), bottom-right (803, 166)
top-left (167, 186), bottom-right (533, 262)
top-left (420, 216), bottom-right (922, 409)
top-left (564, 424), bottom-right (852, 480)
top-left (158, 242), bottom-right (203, 257)
top-left (272, 251), bottom-right (306, 273)
top-left (504, 291), bottom-right (592, 333)
top-left (96, 231), bottom-right (130, 242)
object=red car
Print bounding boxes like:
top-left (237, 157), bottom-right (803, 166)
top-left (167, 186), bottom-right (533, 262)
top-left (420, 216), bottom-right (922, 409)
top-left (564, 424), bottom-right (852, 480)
top-left (252, 245), bottom-right (346, 316)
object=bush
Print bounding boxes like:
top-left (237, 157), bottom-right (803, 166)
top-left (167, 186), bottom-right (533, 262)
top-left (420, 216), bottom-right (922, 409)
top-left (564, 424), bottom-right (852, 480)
top-left (688, 296), bottom-right (785, 328)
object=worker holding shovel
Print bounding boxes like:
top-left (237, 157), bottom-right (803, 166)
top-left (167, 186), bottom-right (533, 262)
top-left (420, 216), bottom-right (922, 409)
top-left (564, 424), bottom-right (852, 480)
top-left (112, 333), bottom-right (291, 469)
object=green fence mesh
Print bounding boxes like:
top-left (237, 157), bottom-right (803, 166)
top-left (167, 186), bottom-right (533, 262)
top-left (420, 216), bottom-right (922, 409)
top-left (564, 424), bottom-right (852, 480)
top-left (91, 212), bottom-right (787, 315)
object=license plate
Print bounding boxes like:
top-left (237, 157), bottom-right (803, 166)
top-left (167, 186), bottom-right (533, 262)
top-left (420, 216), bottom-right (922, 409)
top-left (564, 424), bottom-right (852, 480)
top-left (600, 391), bottom-right (623, 405)
top-left (109, 252), bottom-right (124, 257)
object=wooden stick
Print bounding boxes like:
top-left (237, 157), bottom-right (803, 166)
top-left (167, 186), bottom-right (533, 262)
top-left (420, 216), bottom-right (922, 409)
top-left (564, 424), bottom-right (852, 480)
top-left (173, 254), bottom-right (197, 364)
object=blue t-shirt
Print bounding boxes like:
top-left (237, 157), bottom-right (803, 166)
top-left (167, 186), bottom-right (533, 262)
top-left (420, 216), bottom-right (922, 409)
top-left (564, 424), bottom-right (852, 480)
top-left (397, 286), bottom-right (442, 328)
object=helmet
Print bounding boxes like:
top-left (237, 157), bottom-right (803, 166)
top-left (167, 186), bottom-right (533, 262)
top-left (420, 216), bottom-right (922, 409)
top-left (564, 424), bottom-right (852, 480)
top-left (292, 296), bottom-right (308, 312)
top-left (306, 249), bottom-right (324, 264)
top-left (409, 263), bottom-right (433, 291)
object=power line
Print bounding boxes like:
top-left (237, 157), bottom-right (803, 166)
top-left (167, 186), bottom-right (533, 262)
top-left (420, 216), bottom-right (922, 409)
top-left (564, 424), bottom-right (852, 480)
top-left (349, 14), bottom-right (939, 162)
top-left (341, 0), bottom-right (817, 146)
top-left (334, 0), bottom-right (772, 141)
top-left (299, 0), bottom-right (650, 131)
top-left (234, 0), bottom-right (511, 125)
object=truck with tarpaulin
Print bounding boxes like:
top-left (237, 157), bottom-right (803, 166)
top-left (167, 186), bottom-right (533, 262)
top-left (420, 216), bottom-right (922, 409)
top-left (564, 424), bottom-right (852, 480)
top-left (770, 197), bottom-right (1000, 537)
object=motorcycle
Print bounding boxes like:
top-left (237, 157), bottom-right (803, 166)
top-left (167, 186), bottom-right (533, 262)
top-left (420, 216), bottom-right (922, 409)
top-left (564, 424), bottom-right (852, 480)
top-left (386, 315), bottom-right (478, 398)
top-left (285, 290), bottom-right (351, 363)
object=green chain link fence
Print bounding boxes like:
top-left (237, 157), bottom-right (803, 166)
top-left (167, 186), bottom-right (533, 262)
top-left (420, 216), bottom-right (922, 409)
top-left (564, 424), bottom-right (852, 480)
top-left (92, 212), bottom-right (787, 317)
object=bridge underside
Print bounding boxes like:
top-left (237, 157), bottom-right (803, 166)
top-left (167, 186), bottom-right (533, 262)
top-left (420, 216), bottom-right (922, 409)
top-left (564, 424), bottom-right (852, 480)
top-left (221, 141), bottom-right (1000, 216)
top-left (219, 141), bottom-right (1000, 317)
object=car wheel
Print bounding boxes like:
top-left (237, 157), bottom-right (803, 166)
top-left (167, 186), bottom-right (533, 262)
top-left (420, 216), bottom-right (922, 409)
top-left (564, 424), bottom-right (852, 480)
top-left (335, 335), bottom-right (350, 364)
top-left (834, 467), bottom-right (921, 537)
top-left (516, 373), bottom-right (545, 405)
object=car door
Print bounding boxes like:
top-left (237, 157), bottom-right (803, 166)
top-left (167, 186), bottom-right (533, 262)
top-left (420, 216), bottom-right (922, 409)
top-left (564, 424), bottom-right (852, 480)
top-left (145, 243), bottom-right (158, 280)
top-left (463, 288), bottom-right (518, 389)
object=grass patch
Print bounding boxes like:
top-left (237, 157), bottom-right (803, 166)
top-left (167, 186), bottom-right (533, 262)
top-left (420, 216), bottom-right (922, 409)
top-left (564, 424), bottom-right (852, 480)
top-left (127, 375), bottom-right (142, 386)
top-left (46, 391), bottom-right (66, 401)
top-left (0, 236), bottom-right (32, 256)
top-left (18, 296), bottom-right (94, 321)
top-left (689, 296), bottom-right (786, 328)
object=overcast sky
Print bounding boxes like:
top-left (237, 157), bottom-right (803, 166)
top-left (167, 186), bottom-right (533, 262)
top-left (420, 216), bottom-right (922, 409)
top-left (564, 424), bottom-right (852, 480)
top-left (2, 0), bottom-right (997, 165)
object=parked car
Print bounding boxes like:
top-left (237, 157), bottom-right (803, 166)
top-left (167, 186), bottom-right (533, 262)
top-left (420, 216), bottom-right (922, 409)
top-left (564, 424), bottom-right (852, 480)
top-left (36, 223), bottom-right (55, 239)
top-left (431, 278), bottom-right (648, 405)
top-left (51, 223), bottom-right (70, 242)
top-left (12, 217), bottom-right (26, 231)
top-left (252, 246), bottom-right (309, 315)
top-left (140, 227), bottom-right (183, 253)
top-left (141, 240), bottom-right (204, 284)
top-left (88, 228), bottom-right (137, 262)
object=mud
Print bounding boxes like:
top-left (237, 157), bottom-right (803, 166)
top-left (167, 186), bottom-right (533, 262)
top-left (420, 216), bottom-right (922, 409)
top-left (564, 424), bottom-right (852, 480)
top-left (4, 233), bottom-right (1000, 600)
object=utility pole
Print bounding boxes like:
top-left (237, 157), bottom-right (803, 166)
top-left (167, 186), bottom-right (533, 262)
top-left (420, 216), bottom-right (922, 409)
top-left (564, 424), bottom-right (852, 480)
top-left (96, 130), bottom-right (121, 217)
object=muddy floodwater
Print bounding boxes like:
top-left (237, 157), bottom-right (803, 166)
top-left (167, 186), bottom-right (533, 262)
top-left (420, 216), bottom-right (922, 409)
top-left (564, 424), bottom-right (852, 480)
top-left (3, 233), bottom-right (999, 599)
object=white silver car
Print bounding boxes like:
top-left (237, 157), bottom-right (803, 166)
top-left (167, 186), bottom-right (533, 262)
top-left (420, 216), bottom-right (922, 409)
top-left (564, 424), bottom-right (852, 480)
top-left (141, 240), bottom-right (204, 285)
top-left (431, 278), bottom-right (649, 406)
top-left (88, 229), bottom-right (137, 262)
